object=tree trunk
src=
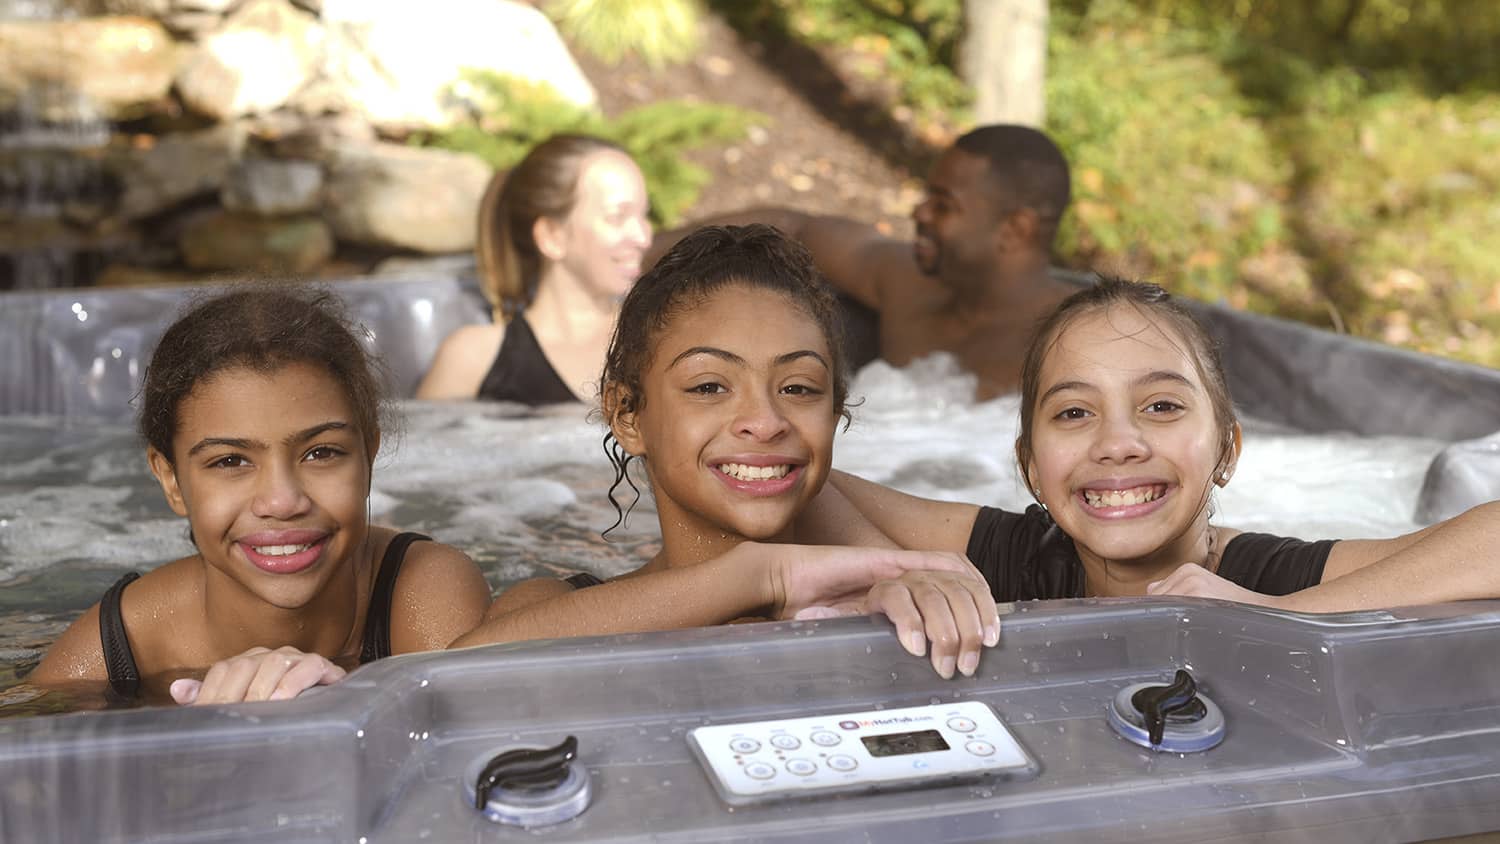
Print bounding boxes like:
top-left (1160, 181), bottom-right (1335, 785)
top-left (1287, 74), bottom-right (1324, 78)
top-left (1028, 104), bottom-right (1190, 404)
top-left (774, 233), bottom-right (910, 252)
top-left (962, 0), bottom-right (1049, 127)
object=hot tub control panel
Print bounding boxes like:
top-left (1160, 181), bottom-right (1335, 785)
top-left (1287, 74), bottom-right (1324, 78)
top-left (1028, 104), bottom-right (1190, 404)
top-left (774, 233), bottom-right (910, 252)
top-left (687, 701), bottom-right (1036, 805)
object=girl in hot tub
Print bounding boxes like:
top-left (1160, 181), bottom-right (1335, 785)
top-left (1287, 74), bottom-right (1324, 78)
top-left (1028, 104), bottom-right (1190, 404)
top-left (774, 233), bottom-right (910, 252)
top-left (453, 224), bottom-right (1002, 678)
top-left (811, 276), bottom-right (1500, 612)
top-left (31, 287), bottom-right (495, 706)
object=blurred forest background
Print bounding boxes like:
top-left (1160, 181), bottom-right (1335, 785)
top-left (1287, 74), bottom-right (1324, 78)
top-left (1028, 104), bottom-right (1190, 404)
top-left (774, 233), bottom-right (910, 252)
top-left (452, 0), bottom-right (1499, 369)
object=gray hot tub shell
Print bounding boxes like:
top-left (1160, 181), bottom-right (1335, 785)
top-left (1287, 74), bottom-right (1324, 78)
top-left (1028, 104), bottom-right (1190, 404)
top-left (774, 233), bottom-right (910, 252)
top-left (3, 599), bottom-right (1500, 843)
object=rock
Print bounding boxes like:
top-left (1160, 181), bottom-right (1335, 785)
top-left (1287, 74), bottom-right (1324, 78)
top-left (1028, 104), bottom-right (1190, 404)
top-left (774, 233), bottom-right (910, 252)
top-left (161, 10), bottom-right (226, 38)
top-left (175, 0), bottom-right (322, 120)
top-left (111, 122), bottom-right (245, 220)
top-left (302, 0), bottom-right (595, 132)
top-left (95, 263), bottom-right (201, 287)
top-left (0, 17), bottom-right (177, 120)
top-left (221, 156), bottom-right (322, 215)
top-left (174, 0), bottom-right (241, 12)
top-left (178, 210), bottom-right (334, 272)
top-left (249, 110), bottom-right (374, 160)
top-left (100, 0), bottom-right (172, 15)
top-left (323, 141), bottom-right (491, 252)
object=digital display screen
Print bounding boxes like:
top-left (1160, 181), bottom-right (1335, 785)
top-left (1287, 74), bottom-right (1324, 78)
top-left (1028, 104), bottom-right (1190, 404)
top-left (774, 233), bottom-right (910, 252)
top-left (860, 729), bottom-right (950, 757)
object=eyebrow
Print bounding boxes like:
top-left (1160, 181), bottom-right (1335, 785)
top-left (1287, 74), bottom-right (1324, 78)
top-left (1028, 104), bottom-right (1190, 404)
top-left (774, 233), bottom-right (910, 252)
top-left (667, 347), bottom-right (830, 371)
top-left (1039, 370), bottom-right (1196, 404)
top-left (186, 421), bottom-right (352, 457)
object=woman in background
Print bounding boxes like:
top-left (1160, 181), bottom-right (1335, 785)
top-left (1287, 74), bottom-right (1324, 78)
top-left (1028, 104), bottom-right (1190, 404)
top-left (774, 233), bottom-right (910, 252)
top-left (418, 134), bottom-right (652, 404)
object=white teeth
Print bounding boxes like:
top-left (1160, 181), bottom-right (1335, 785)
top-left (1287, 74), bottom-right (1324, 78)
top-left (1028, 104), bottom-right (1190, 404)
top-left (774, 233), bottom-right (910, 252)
top-left (1082, 486), bottom-right (1163, 508)
top-left (251, 543), bottom-right (313, 556)
top-left (719, 463), bottom-right (792, 482)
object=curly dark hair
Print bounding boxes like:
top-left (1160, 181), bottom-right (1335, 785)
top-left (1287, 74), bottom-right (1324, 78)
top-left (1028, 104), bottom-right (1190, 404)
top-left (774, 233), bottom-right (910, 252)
top-left (138, 285), bottom-right (387, 465)
top-left (598, 223), bottom-right (850, 533)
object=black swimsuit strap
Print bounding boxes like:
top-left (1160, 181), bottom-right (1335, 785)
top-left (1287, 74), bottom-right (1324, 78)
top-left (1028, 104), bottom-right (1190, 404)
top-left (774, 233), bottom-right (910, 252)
top-left (564, 572), bottom-right (604, 590)
top-left (359, 532), bottom-right (431, 665)
top-left (98, 571), bottom-right (142, 700)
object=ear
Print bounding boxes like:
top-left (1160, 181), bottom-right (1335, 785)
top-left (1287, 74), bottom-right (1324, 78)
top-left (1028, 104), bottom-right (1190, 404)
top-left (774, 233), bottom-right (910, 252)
top-left (997, 207), bottom-right (1040, 251)
top-left (603, 382), bottom-right (645, 457)
top-left (1214, 423), bottom-right (1243, 487)
top-left (147, 447), bottom-right (189, 517)
top-left (532, 215), bottom-right (568, 262)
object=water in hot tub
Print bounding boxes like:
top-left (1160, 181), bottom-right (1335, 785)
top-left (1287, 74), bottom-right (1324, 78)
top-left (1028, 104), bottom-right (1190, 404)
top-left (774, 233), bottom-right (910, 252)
top-left (0, 356), bottom-right (1445, 713)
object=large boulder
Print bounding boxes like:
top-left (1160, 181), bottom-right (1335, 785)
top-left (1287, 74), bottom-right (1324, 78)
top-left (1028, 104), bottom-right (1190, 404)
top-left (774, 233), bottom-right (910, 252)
top-left (175, 0), bottom-right (322, 120)
top-left (323, 141), bottom-right (490, 253)
top-left (0, 17), bottom-right (177, 120)
top-left (300, 0), bottom-right (595, 132)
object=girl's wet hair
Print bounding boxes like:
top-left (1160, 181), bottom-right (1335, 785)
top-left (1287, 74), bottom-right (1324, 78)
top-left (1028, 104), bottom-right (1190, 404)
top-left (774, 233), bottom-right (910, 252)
top-left (599, 223), bottom-right (850, 532)
top-left (477, 133), bottom-right (631, 322)
top-left (139, 285), bottom-right (387, 464)
top-left (1015, 276), bottom-right (1238, 493)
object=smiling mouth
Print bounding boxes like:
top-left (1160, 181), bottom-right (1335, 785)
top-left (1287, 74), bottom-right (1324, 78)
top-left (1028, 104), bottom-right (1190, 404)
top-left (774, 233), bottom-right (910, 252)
top-left (1082, 484), bottom-right (1167, 509)
top-left (717, 462), bottom-right (792, 482)
top-left (251, 543), bottom-right (315, 556)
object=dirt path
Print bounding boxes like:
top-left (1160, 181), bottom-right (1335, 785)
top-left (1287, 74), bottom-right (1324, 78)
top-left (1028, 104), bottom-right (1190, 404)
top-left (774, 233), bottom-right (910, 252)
top-left (573, 10), bottom-right (934, 240)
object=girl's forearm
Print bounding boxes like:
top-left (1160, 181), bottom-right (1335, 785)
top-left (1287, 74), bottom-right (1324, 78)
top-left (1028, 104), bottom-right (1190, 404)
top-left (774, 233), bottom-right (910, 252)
top-left (450, 545), bottom-right (771, 648)
top-left (1282, 501), bottom-right (1500, 613)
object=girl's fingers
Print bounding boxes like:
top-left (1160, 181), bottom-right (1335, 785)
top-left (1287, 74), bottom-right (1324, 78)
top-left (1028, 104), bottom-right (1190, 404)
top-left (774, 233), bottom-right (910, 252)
top-left (867, 582), bottom-right (925, 657)
top-left (270, 655), bottom-right (344, 701)
top-left (246, 649), bottom-right (300, 702)
top-left (907, 578), bottom-right (963, 679)
top-left (194, 653), bottom-right (262, 705)
top-left (169, 678), bottom-right (202, 705)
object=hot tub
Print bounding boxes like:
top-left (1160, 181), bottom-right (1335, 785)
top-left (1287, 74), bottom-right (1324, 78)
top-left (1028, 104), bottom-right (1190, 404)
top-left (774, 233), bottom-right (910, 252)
top-left (1, 273), bottom-right (1499, 842)
top-left (4, 601), bottom-right (1500, 842)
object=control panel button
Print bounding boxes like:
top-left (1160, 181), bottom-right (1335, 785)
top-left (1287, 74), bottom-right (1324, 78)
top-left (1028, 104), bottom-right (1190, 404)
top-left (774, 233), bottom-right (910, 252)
top-left (826, 755), bottom-right (858, 772)
top-left (810, 730), bottom-right (842, 747)
top-left (965, 740), bottom-right (995, 757)
top-left (769, 734), bottom-right (801, 750)
top-left (729, 737), bottom-right (762, 755)
top-left (744, 761), bottom-right (777, 780)
top-left (947, 717), bottom-right (977, 733)
top-left (785, 759), bottom-right (817, 776)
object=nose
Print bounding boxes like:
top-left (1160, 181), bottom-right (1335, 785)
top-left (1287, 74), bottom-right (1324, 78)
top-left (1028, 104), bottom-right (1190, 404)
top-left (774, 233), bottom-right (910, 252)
top-left (733, 389), bottom-right (790, 442)
top-left (1089, 412), bottom-right (1151, 464)
top-left (251, 462), bottom-right (313, 520)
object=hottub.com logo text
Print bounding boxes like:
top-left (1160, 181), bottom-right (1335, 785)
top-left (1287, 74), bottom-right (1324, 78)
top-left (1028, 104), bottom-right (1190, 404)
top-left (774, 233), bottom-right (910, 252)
top-left (838, 715), bottom-right (935, 730)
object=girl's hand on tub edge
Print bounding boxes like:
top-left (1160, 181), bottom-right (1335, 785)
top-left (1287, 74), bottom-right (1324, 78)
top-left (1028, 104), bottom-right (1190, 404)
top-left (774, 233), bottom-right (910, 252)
top-left (170, 646), bottom-right (347, 706)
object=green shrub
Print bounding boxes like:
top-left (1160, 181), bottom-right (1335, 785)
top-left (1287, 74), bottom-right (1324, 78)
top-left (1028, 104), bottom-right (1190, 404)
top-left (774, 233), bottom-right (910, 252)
top-left (420, 72), bottom-right (762, 227)
top-left (544, 0), bottom-right (702, 67)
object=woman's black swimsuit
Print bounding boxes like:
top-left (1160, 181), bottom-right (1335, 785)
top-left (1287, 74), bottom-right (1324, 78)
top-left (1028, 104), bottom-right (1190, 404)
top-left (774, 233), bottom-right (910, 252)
top-left (965, 505), bottom-right (1336, 602)
top-left (475, 314), bottom-right (578, 406)
top-left (98, 532), bottom-right (431, 700)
